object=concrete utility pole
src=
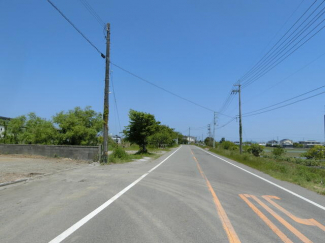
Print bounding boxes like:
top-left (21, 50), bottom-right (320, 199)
top-left (232, 84), bottom-right (243, 154)
top-left (213, 112), bottom-right (217, 148)
top-left (102, 23), bottom-right (110, 163)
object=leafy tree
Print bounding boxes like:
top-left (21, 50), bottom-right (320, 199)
top-left (123, 110), bottom-right (159, 153)
top-left (204, 137), bottom-right (214, 147)
top-left (148, 125), bottom-right (175, 148)
top-left (293, 142), bottom-right (303, 148)
top-left (3, 116), bottom-right (26, 144)
top-left (301, 145), bottom-right (325, 160)
top-left (272, 146), bottom-right (286, 157)
top-left (22, 113), bottom-right (57, 145)
top-left (247, 143), bottom-right (264, 157)
top-left (220, 137), bottom-right (226, 143)
top-left (53, 106), bottom-right (102, 146)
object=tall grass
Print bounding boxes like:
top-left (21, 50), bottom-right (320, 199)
top-left (205, 146), bottom-right (325, 195)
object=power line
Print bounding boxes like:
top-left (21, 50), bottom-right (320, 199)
top-left (255, 0), bottom-right (306, 59)
top-left (110, 62), bottom-right (233, 118)
top-left (47, 0), bottom-right (105, 58)
top-left (110, 71), bottom-right (122, 132)
top-left (244, 85), bottom-right (325, 115)
top-left (240, 0), bottom-right (325, 88)
top-left (243, 90), bottom-right (325, 117)
top-left (242, 19), bottom-right (325, 89)
top-left (242, 5), bottom-right (325, 88)
top-left (78, 0), bottom-right (105, 27)
top-left (217, 117), bottom-right (236, 129)
top-left (242, 51), bottom-right (325, 105)
top-left (240, 0), bottom-right (320, 83)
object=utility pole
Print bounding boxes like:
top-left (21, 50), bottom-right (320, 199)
top-left (232, 84), bottom-right (242, 154)
top-left (207, 124), bottom-right (211, 146)
top-left (188, 127), bottom-right (191, 144)
top-left (102, 23), bottom-right (110, 163)
top-left (213, 112), bottom-right (217, 148)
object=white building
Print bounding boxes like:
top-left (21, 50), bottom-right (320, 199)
top-left (0, 116), bottom-right (11, 138)
top-left (186, 136), bottom-right (196, 144)
top-left (280, 139), bottom-right (293, 147)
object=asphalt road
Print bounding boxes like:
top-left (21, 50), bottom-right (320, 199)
top-left (1, 145), bottom-right (324, 242)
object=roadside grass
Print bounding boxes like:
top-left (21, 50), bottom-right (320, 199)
top-left (201, 146), bottom-right (325, 195)
top-left (263, 147), bottom-right (309, 158)
top-left (107, 145), bottom-right (172, 164)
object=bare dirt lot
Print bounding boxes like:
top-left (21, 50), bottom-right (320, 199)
top-left (0, 154), bottom-right (91, 184)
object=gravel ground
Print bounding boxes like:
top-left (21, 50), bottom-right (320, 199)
top-left (0, 154), bottom-right (91, 184)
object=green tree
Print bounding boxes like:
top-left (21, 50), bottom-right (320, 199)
top-left (123, 110), bottom-right (159, 153)
top-left (301, 145), bottom-right (325, 160)
top-left (53, 106), bottom-right (102, 146)
top-left (247, 143), bottom-right (264, 157)
top-left (293, 142), bottom-right (303, 148)
top-left (272, 146), bottom-right (286, 157)
top-left (204, 137), bottom-right (214, 147)
top-left (22, 113), bottom-right (57, 145)
top-left (3, 116), bottom-right (26, 144)
top-left (148, 125), bottom-right (175, 148)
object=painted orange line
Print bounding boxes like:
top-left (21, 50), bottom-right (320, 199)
top-left (248, 195), bottom-right (312, 243)
top-left (263, 195), bottom-right (325, 231)
top-left (239, 194), bottom-right (293, 243)
top-left (191, 150), bottom-right (241, 243)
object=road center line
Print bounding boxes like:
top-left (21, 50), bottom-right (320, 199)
top-left (191, 150), bottom-right (241, 243)
top-left (198, 147), bottom-right (325, 211)
top-left (49, 146), bottom-right (182, 243)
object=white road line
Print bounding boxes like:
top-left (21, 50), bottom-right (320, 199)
top-left (49, 146), bottom-right (182, 243)
top-left (198, 147), bottom-right (325, 211)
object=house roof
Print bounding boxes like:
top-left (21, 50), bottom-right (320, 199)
top-left (0, 116), bottom-right (11, 121)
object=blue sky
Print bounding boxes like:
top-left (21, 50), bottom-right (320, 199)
top-left (1, 0), bottom-right (325, 143)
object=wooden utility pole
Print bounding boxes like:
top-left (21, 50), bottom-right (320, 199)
top-left (213, 112), bottom-right (217, 149)
top-left (102, 23), bottom-right (110, 163)
top-left (232, 84), bottom-right (243, 154)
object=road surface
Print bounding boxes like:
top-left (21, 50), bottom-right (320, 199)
top-left (1, 145), bottom-right (324, 242)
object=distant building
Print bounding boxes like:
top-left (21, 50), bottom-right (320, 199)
top-left (280, 139), bottom-right (293, 147)
top-left (112, 135), bottom-right (122, 144)
top-left (298, 140), bottom-right (322, 148)
top-left (186, 136), bottom-right (196, 144)
top-left (258, 142), bottom-right (266, 146)
top-left (0, 116), bottom-right (11, 138)
top-left (266, 140), bottom-right (279, 147)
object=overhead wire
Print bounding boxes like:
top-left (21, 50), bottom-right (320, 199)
top-left (242, 5), bottom-right (325, 88)
top-left (240, 0), bottom-right (320, 83)
top-left (47, 1), bottom-right (234, 118)
top-left (244, 85), bottom-right (325, 115)
top-left (242, 18), bottom-right (325, 89)
top-left (243, 90), bottom-right (325, 117)
top-left (239, 0), bottom-right (325, 89)
top-left (47, 0), bottom-right (105, 58)
top-left (110, 62), bottom-right (233, 118)
top-left (255, 0), bottom-right (307, 60)
top-left (78, 0), bottom-right (105, 27)
top-left (110, 71), bottom-right (122, 132)
top-left (242, 51), bottom-right (325, 105)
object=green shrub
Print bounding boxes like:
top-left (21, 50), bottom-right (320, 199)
top-left (221, 141), bottom-right (238, 150)
top-left (301, 145), bottom-right (325, 160)
top-left (109, 147), bottom-right (129, 163)
top-left (272, 146), bottom-right (286, 157)
top-left (247, 144), bottom-right (264, 157)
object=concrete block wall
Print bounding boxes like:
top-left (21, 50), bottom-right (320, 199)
top-left (0, 144), bottom-right (100, 161)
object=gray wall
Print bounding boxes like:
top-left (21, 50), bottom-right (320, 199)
top-left (0, 144), bottom-right (100, 161)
